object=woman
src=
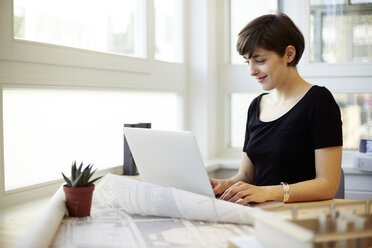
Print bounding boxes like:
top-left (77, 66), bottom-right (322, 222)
top-left (210, 13), bottom-right (343, 204)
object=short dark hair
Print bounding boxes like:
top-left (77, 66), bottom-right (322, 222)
top-left (236, 13), bottom-right (304, 66)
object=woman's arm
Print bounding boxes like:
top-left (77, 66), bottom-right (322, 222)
top-left (220, 146), bottom-right (342, 204)
top-left (210, 152), bottom-right (256, 196)
top-left (236, 152), bottom-right (256, 184)
top-left (284, 146), bottom-right (342, 202)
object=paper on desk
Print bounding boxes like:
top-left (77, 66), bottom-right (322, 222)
top-left (94, 174), bottom-right (257, 225)
top-left (52, 207), bottom-right (254, 248)
top-left (52, 174), bottom-right (256, 248)
top-left (18, 173), bottom-right (257, 248)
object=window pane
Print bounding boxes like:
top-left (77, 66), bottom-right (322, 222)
top-left (230, 0), bottom-right (278, 64)
top-left (154, 0), bottom-right (183, 63)
top-left (13, 0), bottom-right (146, 58)
top-left (3, 89), bottom-right (180, 190)
top-left (310, 1), bottom-right (372, 63)
top-left (230, 93), bottom-right (258, 148)
top-left (334, 93), bottom-right (372, 150)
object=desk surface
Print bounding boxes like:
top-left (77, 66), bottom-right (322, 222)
top-left (0, 197), bottom-right (49, 248)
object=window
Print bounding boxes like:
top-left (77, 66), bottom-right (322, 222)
top-left (334, 92), bottom-right (372, 150)
top-left (154, 0), bottom-right (184, 63)
top-left (230, 0), bottom-right (278, 64)
top-left (13, 0), bottom-right (146, 58)
top-left (309, 0), bottom-right (372, 63)
top-left (1, 0), bottom-right (186, 206)
top-left (3, 89), bottom-right (180, 190)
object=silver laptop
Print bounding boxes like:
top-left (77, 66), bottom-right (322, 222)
top-left (123, 128), bottom-right (215, 198)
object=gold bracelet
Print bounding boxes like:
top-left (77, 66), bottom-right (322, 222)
top-left (280, 182), bottom-right (290, 203)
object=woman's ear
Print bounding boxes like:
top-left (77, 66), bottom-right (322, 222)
top-left (285, 45), bottom-right (296, 64)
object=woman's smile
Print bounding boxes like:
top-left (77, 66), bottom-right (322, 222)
top-left (257, 75), bottom-right (267, 82)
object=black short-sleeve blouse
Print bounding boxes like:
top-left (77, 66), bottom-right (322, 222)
top-left (243, 85), bottom-right (343, 186)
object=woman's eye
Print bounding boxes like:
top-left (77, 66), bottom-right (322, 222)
top-left (256, 60), bottom-right (265, 63)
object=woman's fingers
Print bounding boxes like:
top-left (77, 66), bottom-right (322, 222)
top-left (209, 178), bottom-right (228, 196)
top-left (210, 179), bottom-right (264, 203)
top-left (219, 182), bottom-right (267, 204)
top-left (220, 182), bottom-right (252, 201)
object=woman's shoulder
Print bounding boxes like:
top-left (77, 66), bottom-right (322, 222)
top-left (247, 93), bottom-right (267, 116)
top-left (306, 85), bottom-right (336, 104)
top-left (249, 93), bottom-right (267, 107)
top-left (308, 85), bottom-right (333, 96)
top-left (303, 85), bottom-right (340, 118)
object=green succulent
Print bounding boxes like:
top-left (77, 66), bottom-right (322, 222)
top-left (62, 161), bottom-right (102, 188)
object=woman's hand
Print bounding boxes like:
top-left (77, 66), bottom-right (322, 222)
top-left (209, 178), bottom-right (235, 197)
top-left (210, 153), bottom-right (257, 200)
top-left (219, 181), bottom-right (270, 204)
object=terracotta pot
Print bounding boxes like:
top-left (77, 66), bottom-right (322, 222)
top-left (63, 185), bottom-right (95, 217)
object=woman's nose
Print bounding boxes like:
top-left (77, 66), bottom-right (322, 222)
top-left (249, 64), bottom-right (258, 76)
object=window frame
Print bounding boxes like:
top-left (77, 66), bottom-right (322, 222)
top-left (3, 0), bottom-right (151, 74)
top-left (0, 0), bottom-right (186, 207)
top-left (309, 2), bottom-right (372, 64)
top-left (296, 0), bottom-right (372, 78)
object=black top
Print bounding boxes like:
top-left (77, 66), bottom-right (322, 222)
top-left (243, 86), bottom-right (342, 186)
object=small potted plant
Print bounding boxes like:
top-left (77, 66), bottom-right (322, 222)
top-left (62, 161), bottom-right (102, 217)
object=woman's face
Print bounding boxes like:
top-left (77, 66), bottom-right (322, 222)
top-left (244, 47), bottom-right (289, 91)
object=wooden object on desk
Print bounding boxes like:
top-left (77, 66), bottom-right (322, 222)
top-left (262, 199), bottom-right (367, 219)
top-left (253, 199), bottom-right (372, 248)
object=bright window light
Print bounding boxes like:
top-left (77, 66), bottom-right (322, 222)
top-left (334, 92), bottom-right (372, 150)
top-left (154, 0), bottom-right (183, 63)
top-left (13, 0), bottom-right (146, 58)
top-left (3, 89), bottom-right (181, 190)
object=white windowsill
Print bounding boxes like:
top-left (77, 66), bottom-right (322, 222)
top-left (205, 150), bottom-right (372, 175)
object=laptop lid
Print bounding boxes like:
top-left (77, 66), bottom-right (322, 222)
top-left (123, 128), bottom-right (215, 198)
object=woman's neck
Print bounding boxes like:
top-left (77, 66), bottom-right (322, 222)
top-left (272, 67), bottom-right (311, 103)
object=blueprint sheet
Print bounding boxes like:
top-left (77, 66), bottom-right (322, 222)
top-left (20, 174), bottom-right (257, 248)
top-left (52, 207), bottom-right (253, 248)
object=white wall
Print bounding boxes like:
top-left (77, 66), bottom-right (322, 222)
top-left (186, 0), bottom-right (218, 160)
